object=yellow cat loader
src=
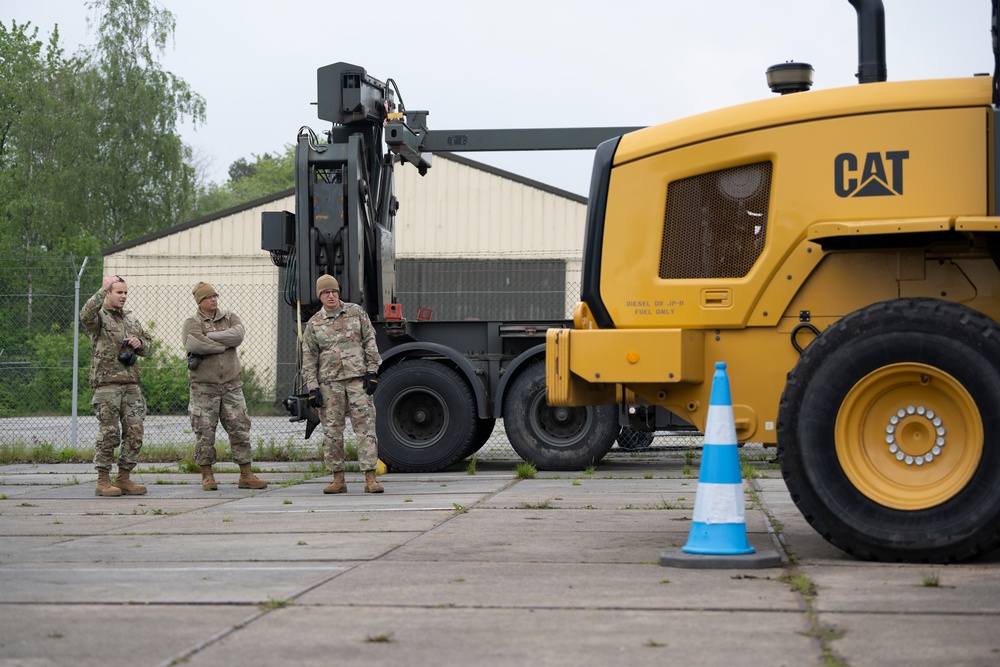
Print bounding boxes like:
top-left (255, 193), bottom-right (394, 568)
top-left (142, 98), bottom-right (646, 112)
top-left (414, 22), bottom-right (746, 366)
top-left (547, 0), bottom-right (1000, 562)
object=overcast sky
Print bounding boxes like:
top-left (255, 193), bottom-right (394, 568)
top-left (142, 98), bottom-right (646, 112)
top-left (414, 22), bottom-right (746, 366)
top-left (4, 0), bottom-right (993, 197)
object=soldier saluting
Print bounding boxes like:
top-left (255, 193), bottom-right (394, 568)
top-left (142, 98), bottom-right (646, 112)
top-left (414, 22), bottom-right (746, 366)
top-left (80, 274), bottom-right (150, 497)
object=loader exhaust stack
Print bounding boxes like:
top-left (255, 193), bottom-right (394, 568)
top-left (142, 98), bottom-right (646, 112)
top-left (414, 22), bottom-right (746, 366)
top-left (849, 0), bottom-right (886, 83)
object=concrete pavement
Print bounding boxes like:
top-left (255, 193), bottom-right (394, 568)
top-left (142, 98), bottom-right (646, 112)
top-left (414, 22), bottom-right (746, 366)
top-left (0, 459), bottom-right (998, 666)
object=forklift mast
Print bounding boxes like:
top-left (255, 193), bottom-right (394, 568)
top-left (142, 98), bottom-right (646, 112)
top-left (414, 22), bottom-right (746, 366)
top-left (262, 62), bottom-right (641, 321)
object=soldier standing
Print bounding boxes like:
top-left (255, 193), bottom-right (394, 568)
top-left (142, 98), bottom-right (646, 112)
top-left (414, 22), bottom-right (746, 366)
top-left (302, 275), bottom-right (384, 494)
top-left (181, 281), bottom-right (268, 491)
top-left (80, 274), bottom-right (150, 497)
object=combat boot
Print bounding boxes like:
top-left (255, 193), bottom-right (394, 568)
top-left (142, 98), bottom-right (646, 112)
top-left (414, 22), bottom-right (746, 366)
top-left (238, 463), bottom-right (268, 489)
top-left (95, 469), bottom-right (122, 497)
top-left (364, 470), bottom-right (384, 494)
top-left (200, 465), bottom-right (218, 491)
top-left (323, 471), bottom-right (347, 494)
top-left (114, 470), bottom-right (147, 495)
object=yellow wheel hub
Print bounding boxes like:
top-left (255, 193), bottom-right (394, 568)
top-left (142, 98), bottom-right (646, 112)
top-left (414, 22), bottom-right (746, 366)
top-left (835, 362), bottom-right (983, 510)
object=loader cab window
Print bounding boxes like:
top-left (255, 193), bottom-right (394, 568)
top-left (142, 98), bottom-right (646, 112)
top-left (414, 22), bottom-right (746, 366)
top-left (659, 161), bottom-right (772, 279)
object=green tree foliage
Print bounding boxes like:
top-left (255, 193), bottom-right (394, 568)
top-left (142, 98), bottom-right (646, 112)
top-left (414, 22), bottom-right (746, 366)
top-left (3, 2), bottom-right (294, 254)
top-left (0, 321), bottom-right (92, 417)
top-left (228, 157), bottom-right (256, 183)
top-left (0, 315), bottom-right (273, 417)
top-left (140, 342), bottom-right (189, 415)
top-left (0, 5), bottom-right (287, 421)
top-left (1, 1), bottom-right (206, 339)
top-left (26, 322), bottom-right (93, 415)
top-left (79, 0), bottom-right (206, 246)
top-left (192, 146), bottom-right (295, 218)
top-left (0, 23), bottom-right (96, 334)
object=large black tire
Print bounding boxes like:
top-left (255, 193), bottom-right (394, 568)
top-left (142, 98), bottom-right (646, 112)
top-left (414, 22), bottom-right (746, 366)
top-left (503, 361), bottom-right (618, 470)
top-left (778, 298), bottom-right (1000, 562)
top-left (374, 359), bottom-right (477, 472)
top-left (617, 427), bottom-right (655, 450)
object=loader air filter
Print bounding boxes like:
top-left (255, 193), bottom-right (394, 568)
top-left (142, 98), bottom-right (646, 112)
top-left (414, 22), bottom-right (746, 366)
top-left (659, 161), bottom-right (772, 280)
top-left (766, 62), bottom-right (814, 94)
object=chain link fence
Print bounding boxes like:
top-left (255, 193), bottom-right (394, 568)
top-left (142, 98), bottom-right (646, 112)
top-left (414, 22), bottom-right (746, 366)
top-left (0, 255), bottom-right (736, 466)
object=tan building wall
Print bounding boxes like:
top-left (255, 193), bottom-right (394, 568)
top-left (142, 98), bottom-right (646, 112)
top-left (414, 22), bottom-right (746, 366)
top-left (395, 155), bottom-right (588, 258)
top-left (102, 154), bottom-right (588, 393)
top-left (103, 196), bottom-right (288, 393)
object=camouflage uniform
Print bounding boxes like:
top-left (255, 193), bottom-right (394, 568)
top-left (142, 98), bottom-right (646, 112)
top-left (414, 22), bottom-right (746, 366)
top-left (302, 301), bottom-right (382, 472)
top-left (80, 287), bottom-right (151, 473)
top-left (181, 307), bottom-right (252, 466)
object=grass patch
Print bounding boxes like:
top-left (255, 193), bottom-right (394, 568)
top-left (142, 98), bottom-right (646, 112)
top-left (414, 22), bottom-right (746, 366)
top-left (253, 436), bottom-right (325, 462)
top-left (519, 499), bottom-right (553, 510)
top-left (465, 456), bottom-right (477, 475)
top-left (921, 571), bottom-right (940, 587)
top-left (683, 447), bottom-right (697, 467)
top-left (276, 462), bottom-right (327, 489)
top-left (779, 572), bottom-right (817, 600)
top-left (778, 569), bottom-right (846, 666)
top-left (259, 597), bottom-right (293, 611)
top-left (0, 442), bottom-right (89, 465)
top-left (515, 462), bottom-right (537, 479)
top-left (0, 439), bottom-right (332, 466)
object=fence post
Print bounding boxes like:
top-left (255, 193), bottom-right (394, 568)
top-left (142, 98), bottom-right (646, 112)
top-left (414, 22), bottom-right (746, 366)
top-left (71, 256), bottom-right (89, 449)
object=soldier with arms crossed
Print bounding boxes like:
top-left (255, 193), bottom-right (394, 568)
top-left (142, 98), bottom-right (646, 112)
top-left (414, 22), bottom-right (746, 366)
top-left (182, 281), bottom-right (268, 491)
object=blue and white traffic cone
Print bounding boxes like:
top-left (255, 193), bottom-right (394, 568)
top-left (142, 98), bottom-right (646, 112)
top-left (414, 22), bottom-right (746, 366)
top-left (682, 361), bottom-right (754, 555)
top-left (660, 361), bottom-right (781, 568)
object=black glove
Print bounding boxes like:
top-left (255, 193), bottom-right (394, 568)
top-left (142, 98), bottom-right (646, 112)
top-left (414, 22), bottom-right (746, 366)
top-left (363, 371), bottom-right (378, 395)
top-left (308, 387), bottom-right (324, 408)
top-left (117, 349), bottom-right (137, 367)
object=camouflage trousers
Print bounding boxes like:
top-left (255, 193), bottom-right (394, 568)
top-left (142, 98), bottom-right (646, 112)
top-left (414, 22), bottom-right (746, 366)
top-left (319, 377), bottom-right (379, 472)
top-left (189, 380), bottom-right (253, 466)
top-left (92, 383), bottom-right (146, 472)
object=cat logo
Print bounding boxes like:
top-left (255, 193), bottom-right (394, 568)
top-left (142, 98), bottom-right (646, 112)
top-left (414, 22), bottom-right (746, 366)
top-left (834, 150), bottom-right (909, 198)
